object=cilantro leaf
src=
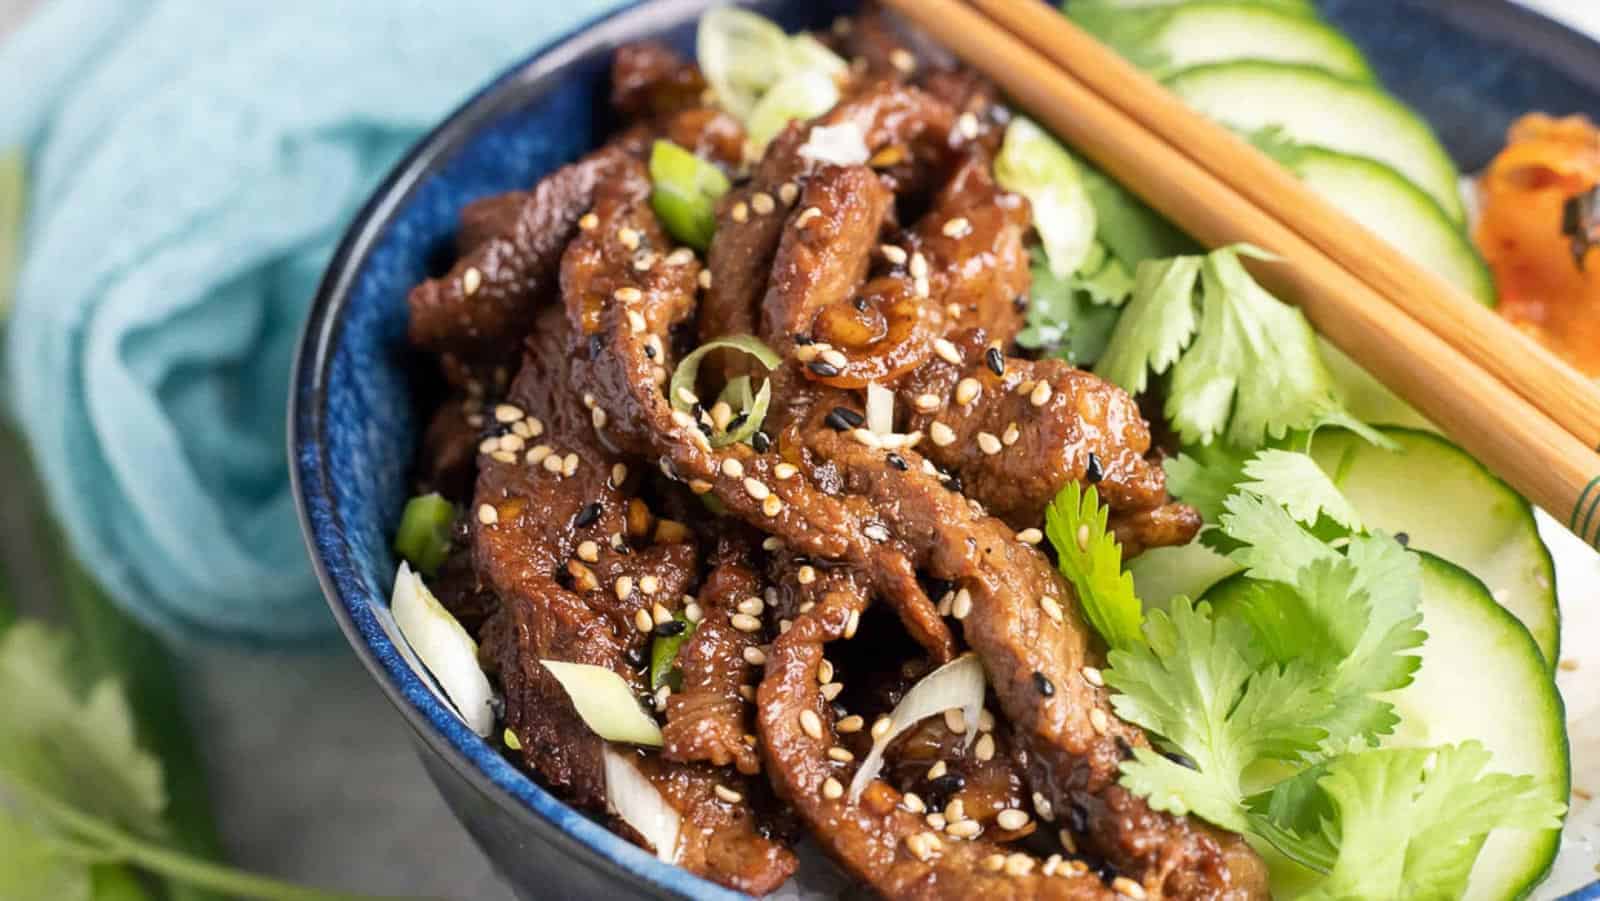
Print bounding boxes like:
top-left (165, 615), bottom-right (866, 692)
top-left (1080, 163), bottom-right (1199, 266)
top-left (0, 810), bottom-right (103, 901)
top-left (1240, 449), bottom-right (1363, 532)
top-left (1107, 596), bottom-right (1332, 830)
top-left (1044, 482), bottom-right (1143, 650)
top-left (1017, 247), bottom-right (1122, 365)
top-left (1167, 246), bottom-right (1348, 447)
top-left (1094, 254), bottom-right (1201, 395)
top-left (0, 623), bottom-right (168, 840)
top-left (1216, 490), bottom-right (1336, 585)
top-left (1163, 443), bottom-right (1250, 523)
top-left (1073, 242), bottom-right (1135, 306)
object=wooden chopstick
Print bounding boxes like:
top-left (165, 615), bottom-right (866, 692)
top-left (881, 0), bottom-right (1600, 549)
top-left (973, 0), bottom-right (1600, 454)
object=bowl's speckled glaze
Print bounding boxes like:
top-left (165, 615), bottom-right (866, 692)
top-left (291, 1), bottom-right (1600, 897)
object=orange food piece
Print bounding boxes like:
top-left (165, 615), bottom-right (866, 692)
top-left (1475, 113), bottom-right (1600, 375)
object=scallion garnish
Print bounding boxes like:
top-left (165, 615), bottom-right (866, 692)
top-left (649, 140), bottom-right (731, 251)
top-left (649, 613), bottom-right (697, 690)
top-left (669, 335), bottom-right (781, 448)
top-left (394, 492), bottom-right (455, 576)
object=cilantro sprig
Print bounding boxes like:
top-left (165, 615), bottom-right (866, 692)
top-left (1043, 482), bottom-right (1143, 649)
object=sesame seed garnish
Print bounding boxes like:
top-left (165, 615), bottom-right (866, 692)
top-left (977, 432), bottom-right (1002, 455)
top-left (1113, 877), bottom-right (1147, 900)
top-left (899, 792), bottom-right (925, 814)
top-left (751, 192), bottom-right (775, 215)
top-left (820, 682), bottom-right (845, 703)
top-left (905, 832), bottom-right (933, 861)
top-left (1002, 423), bottom-right (1020, 446)
top-left (714, 784), bottom-right (743, 804)
top-left (1059, 828), bottom-right (1078, 854)
top-left (498, 433), bottom-right (525, 453)
top-left (927, 760), bottom-right (948, 780)
top-left (983, 853), bottom-right (1006, 872)
top-left (844, 609), bottom-right (861, 638)
top-left (490, 450), bottom-right (516, 464)
top-left (808, 359), bottom-right (842, 377)
top-left (741, 646), bottom-right (767, 667)
top-left (685, 601), bottom-right (703, 622)
top-left (909, 252), bottom-right (929, 280)
top-left (617, 227), bottom-right (641, 250)
top-left (675, 386), bottom-right (699, 407)
top-left (563, 453), bottom-right (579, 477)
top-left (863, 523), bottom-right (890, 542)
top-left (819, 348), bottom-right (848, 370)
top-left (1042, 855), bottom-right (1061, 877)
top-left (951, 588), bottom-right (973, 620)
top-left (822, 777), bottom-right (844, 800)
top-left (718, 457), bottom-right (744, 479)
top-left (577, 540), bottom-right (599, 563)
top-left (614, 286), bottom-right (642, 304)
top-left (1005, 853), bottom-right (1035, 876)
top-left (731, 612), bottom-right (762, 633)
top-left (799, 709), bottom-right (824, 740)
top-left (761, 536), bottom-right (784, 553)
top-left (1085, 451), bottom-right (1104, 483)
top-left (825, 406), bottom-right (864, 431)
top-left (773, 462), bottom-right (799, 480)
top-left (738, 596), bottom-right (764, 616)
top-left (1076, 524), bottom-right (1091, 551)
top-left (1033, 792), bottom-right (1054, 821)
top-left (640, 575), bottom-right (660, 596)
top-left (698, 269), bottom-right (713, 290)
top-left (648, 602), bottom-right (671, 627)
top-left (956, 377), bottom-right (983, 406)
top-left (871, 716), bottom-right (893, 741)
top-left (827, 746), bottom-right (854, 763)
top-left (762, 495), bottom-right (784, 517)
top-left (731, 201), bottom-right (749, 223)
top-left (1017, 528), bottom-right (1043, 545)
top-left (795, 206), bottom-right (821, 227)
top-left (625, 310), bottom-right (647, 334)
top-left (478, 437), bottom-right (499, 455)
top-left (579, 212), bottom-right (599, 231)
top-left (946, 819), bottom-right (981, 839)
top-left (634, 608), bottom-right (653, 632)
top-left (670, 409), bottom-right (695, 430)
top-left (1033, 672), bottom-right (1055, 696)
top-left (930, 422), bottom-right (956, 446)
top-left (943, 708), bottom-right (967, 734)
top-left (742, 477), bottom-right (770, 500)
top-left (1030, 381), bottom-right (1053, 406)
top-left (633, 253), bottom-right (656, 272)
top-left (934, 338), bottom-right (961, 365)
top-left (836, 715), bottom-right (864, 734)
top-left (890, 47), bottom-right (917, 72)
top-left (477, 504), bottom-right (498, 525)
top-left (739, 685), bottom-right (756, 702)
top-left (494, 404), bottom-right (524, 423)
top-left (688, 478), bottom-right (713, 494)
top-left (985, 347), bottom-right (1006, 376)
top-left (613, 576), bottom-right (634, 601)
top-left (779, 182), bottom-right (799, 205)
top-left (542, 453), bottom-right (565, 473)
top-left (1040, 595), bottom-right (1065, 624)
top-left (851, 427), bottom-right (881, 449)
top-left (1090, 708), bottom-right (1110, 735)
top-left (996, 809), bottom-right (1030, 832)
top-left (974, 732), bottom-right (996, 763)
top-left (591, 407), bottom-right (608, 429)
top-left (880, 244), bottom-right (908, 265)
top-left (1082, 666), bottom-right (1105, 687)
top-left (666, 247), bottom-right (695, 266)
top-left (957, 112), bottom-right (980, 140)
top-left (942, 217), bottom-right (971, 238)
top-left (914, 394), bottom-right (942, 415)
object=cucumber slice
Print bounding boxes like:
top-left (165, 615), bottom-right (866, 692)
top-left (1074, 3), bottom-right (1373, 81)
top-left (1203, 553), bottom-right (1568, 900)
top-left (1319, 338), bottom-right (1434, 430)
top-left (1310, 427), bottom-right (1559, 664)
top-left (1129, 540), bottom-right (1238, 609)
top-left (1293, 148), bottom-right (1495, 305)
top-left (1166, 61), bottom-right (1466, 222)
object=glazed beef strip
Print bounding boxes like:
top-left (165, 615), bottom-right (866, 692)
top-left (610, 41), bottom-right (709, 120)
top-left (918, 152), bottom-right (1032, 346)
top-left (898, 328), bottom-right (1201, 553)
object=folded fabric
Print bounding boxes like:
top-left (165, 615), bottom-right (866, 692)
top-left (2, 0), bottom-right (626, 644)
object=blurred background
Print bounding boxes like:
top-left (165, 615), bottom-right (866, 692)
top-left (0, 2), bottom-right (1595, 900)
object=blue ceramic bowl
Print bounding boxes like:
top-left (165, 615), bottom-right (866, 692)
top-left (291, 1), bottom-right (1600, 898)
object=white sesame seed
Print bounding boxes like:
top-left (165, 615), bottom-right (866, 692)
top-left (795, 206), bottom-right (821, 227)
top-left (933, 338), bottom-right (961, 365)
top-left (1090, 708), bottom-right (1110, 735)
top-left (1002, 422), bottom-right (1020, 446)
top-left (591, 407), bottom-right (608, 429)
top-left (626, 310), bottom-right (647, 333)
top-left (688, 478), bottom-right (713, 494)
top-left (977, 432), bottom-right (1002, 455)
top-left (774, 462), bottom-right (798, 480)
top-left (942, 216), bottom-right (971, 238)
top-left (1082, 666), bottom-right (1105, 687)
top-left (634, 608), bottom-right (653, 632)
top-left (563, 453), bottom-right (579, 477)
top-left (909, 252), bottom-right (929, 279)
top-left (983, 853), bottom-right (1006, 872)
top-left (930, 422), bottom-right (956, 446)
top-left (778, 182), bottom-right (800, 205)
top-left (719, 458), bottom-right (744, 478)
top-left (611, 463), bottom-right (628, 486)
top-left (880, 244), bottom-right (908, 265)
top-left (815, 347), bottom-right (846, 369)
top-left (579, 212), bottom-right (599, 231)
top-left (743, 477), bottom-right (770, 500)
top-left (654, 684), bottom-right (671, 711)
top-left (957, 112), bottom-right (980, 140)
top-left (851, 427), bottom-right (881, 449)
top-left (925, 812), bottom-right (947, 830)
top-left (732, 613), bottom-right (762, 633)
top-left (762, 495), bottom-right (784, 517)
top-left (712, 784), bottom-right (743, 804)
top-left (617, 227), bottom-right (641, 250)
top-left (478, 437), bottom-right (500, 455)
top-left (827, 746), bottom-right (854, 763)
top-left (1042, 855), bottom-right (1061, 877)
top-left (975, 732), bottom-right (995, 761)
top-left (614, 286), bottom-right (642, 303)
top-left (742, 645), bottom-right (767, 666)
top-left (871, 716), bottom-right (893, 741)
top-left (1030, 381), bottom-right (1053, 406)
top-left (1113, 877), bottom-right (1147, 900)
top-left (944, 708), bottom-right (967, 735)
top-left (542, 453), bottom-right (565, 473)
top-left (1033, 792), bottom-right (1054, 821)
top-left (738, 596), bottom-right (764, 616)
top-left (844, 609), bottom-right (860, 638)
top-left (698, 269), bottom-right (713, 290)
top-left (794, 344), bottom-right (818, 363)
top-left (951, 588), bottom-right (973, 620)
top-left (614, 576), bottom-right (634, 601)
top-left (684, 602), bottom-right (703, 623)
top-left (670, 409), bottom-right (695, 430)
top-left (902, 792), bottom-right (926, 813)
top-left (490, 450), bottom-right (516, 464)
top-left (1040, 596), bottom-right (1064, 624)
top-left (979, 708), bottom-right (995, 732)
top-left (996, 809), bottom-right (1030, 831)
top-left (676, 386), bottom-right (700, 407)
top-left (1016, 528), bottom-right (1044, 545)
top-left (666, 247), bottom-right (695, 266)
top-left (864, 523), bottom-right (890, 542)
top-left (905, 832), bottom-right (930, 861)
top-left (577, 540), bottom-right (599, 563)
top-left (914, 393), bottom-right (941, 413)
top-left (946, 819), bottom-right (982, 839)
top-left (837, 715), bottom-right (864, 734)
top-left (1076, 524), bottom-right (1091, 551)
top-left (821, 682), bottom-right (844, 702)
top-left (762, 536), bottom-right (784, 552)
top-left (477, 504), bottom-right (498, 525)
top-left (638, 576), bottom-right (659, 597)
top-left (494, 404), bottom-right (524, 424)
top-left (890, 48), bottom-right (916, 73)
top-left (927, 760), bottom-right (948, 780)
top-left (822, 776), bottom-right (844, 800)
top-left (795, 566), bottom-right (817, 586)
top-left (799, 709), bottom-right (824, 740)
top-left (955, 377), bottom-right (981, 405)
top-left (751, 192), bottom-right (775, 215)
top-left (1003, 853), bottom-right (1034, 876)
top-left (633, 252), bottom-right (656, 272)
top-left (731, 201), bottom-right (749, 223)
top-left (946, 302), bottom-right (963, 319)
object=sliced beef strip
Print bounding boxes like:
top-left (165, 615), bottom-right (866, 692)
top-left (803, 426), bottom-right (1267, 899)
top-left (913, 153), bottom-right (1031, 346)
top-left (610, 41), bottom-right (708, 120)
top-left (663, 528), bottom-right (766, 775)
top-left (417, 392), bottom-right (485, 502)
top-left (431, 533), bottom-right (498, 636)
top-left (899, 328), bottom-right (1200, 552)
top-left (659, 106), bottom-right (747, 172)
top-left (408, 146), bottom-right (648, 356)
top-left (757, 587), bottom-right (1114, 900)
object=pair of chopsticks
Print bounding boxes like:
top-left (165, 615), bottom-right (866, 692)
top-left (883, 0), bottom-right (1600, 549)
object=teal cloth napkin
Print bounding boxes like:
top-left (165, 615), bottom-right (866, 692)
top-left (2, 0), bottom-right (626, 644)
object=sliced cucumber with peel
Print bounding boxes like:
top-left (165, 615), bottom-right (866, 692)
top-left (1073, 2), bottom-right (1373, 81)
top-left (1319, 338), bottom-right (1433, 430)
top-left (1202, 553), bottom-right (1568, 901)
top-left (1309, 427), bottom-right (1559, 664)
top-left (1167, 61), bottom-right (1467, 222)
top-left (1293, 148), bottom-right (1495, 305)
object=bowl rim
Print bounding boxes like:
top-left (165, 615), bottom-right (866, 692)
top-left (288, 1), bottom-right (1600, 900)
top-left (288, 1), bottom-right (751, 898)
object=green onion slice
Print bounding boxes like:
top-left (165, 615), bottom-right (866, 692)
top-left (540, 660), bottom-right (663, 747)
top-left (649, 613), bottom-right (697, 690)
top-left (669, 335), bottom-right (780, 448)
top-left (746, 68), bottom-right (841, 155)
top-left (649, 140), bottom-right (731, 251)
top-left (394, 492), bottom-right (455, 577)
top-left (994, 117), bottom-right (1097, 279)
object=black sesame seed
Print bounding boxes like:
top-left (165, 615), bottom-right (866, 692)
top-left (887, 453), bottom-right (908, 471)
top-left (1114, 736), bottom-right (1134, 760)
top-left (1067, 800), bottom-right (1089, 834)
top-left (831, 701), bottom-right (849, 720)
top-left (941, 470), bottom-right (963, 493)
top-left (1033, 671), bottom-right (1055, 697)
top-left (1085, 451), bottom-right (1103, 484)
top-left (655, 619), bottom-right (688, 637)
top-left (624, 646), bottom-right (647, 669)
top-left (751, 431), bottom-right (772, 453)
top-left (588, 334), bottom-right (604, 358)
top-left (1095, 862), bottom-right (1120, 886)
top-left (924, 772), bottom-right (968, 804)
top-left (793, 333), bottom-right (814, 346)
top-left (699, 422), bottom-right (713, 436)
top-left (489, 695), bottom-right (507, 719)
top-left (809, 360), bottom-right (842, 378)
top-left (1163, 750), bottom-right (1198, 770)
top-left (826, 406), bottom-right (865, 430)
top-left (644, 342), bottom-right (658, 359)
top-left (1395, 531), bottom-right (1410, 547)
top-left (1013, 293), bottom-right (1029, 311)
top-left (575, 502), bottom-right (602, 528)
top-left (727, 412), bottom-right (749, 432)
top-left (985, 347), bottom-right (1005, 376)
top-left (853, 297), bottom-right (869, 312)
